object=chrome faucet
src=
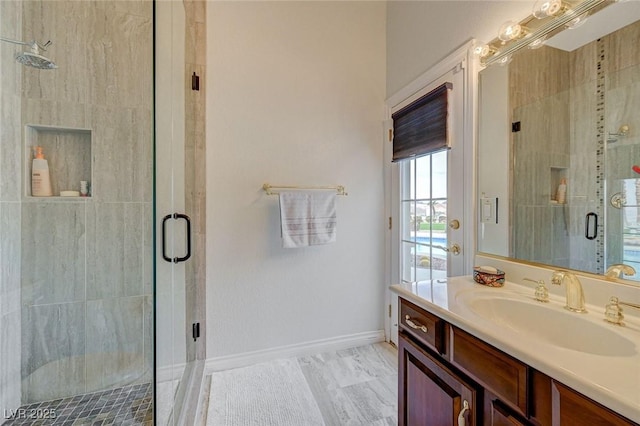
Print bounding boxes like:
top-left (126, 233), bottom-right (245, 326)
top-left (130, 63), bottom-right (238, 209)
top-left (551, 270), bottom-right (587, 313)
top-left (605, 264), bottom-right (636, 279)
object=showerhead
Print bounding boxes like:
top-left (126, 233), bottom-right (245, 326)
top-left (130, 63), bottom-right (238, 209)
top-left (0, 36), bottom-right (57, 70)
top-left (15, 51), bottom-right (57, 69)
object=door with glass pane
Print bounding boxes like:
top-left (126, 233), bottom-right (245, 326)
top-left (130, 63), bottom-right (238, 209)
top-left (388, 67), bottom-right (468, 346)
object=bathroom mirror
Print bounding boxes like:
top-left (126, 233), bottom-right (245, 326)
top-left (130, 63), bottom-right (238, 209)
top-left (477, 0), bottom-right (640, 283)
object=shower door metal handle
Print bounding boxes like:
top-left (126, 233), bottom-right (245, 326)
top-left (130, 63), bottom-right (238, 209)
top-left (585, 212), bottom-right (598, 240)
top-left (162, 213), bottom-right (192, 263)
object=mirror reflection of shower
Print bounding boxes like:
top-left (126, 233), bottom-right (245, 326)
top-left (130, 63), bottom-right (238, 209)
top-left (0, 36), bottom-right (57, 69)
top-left (607, 124), bottom-right (630, 144)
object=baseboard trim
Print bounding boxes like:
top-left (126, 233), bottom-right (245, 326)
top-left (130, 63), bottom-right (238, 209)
top-left (204, 330), bottom-right (385, 373)
top-left (156, 362), bottom-right (186, 383)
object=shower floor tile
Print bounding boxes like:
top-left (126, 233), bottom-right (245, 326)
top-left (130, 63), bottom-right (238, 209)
top-left (2, 383), bottom-right (152, 426)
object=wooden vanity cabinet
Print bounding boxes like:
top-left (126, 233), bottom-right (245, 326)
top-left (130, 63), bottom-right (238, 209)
top-left (398, 297), bottom-right (638, 426)
top-left (551, 382), bottom-right (636, 426)
top-left (399, 330), bottom-right (479, 426)
top-left (490, 399), bottom-right (531, 426)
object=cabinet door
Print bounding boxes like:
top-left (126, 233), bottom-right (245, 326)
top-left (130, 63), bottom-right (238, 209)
top-left (399, 331), bottom-right (478, 426)
top-left (552, 382), bottom-right (638, 426)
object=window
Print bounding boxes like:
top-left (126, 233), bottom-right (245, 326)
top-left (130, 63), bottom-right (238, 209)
top-left (400, 150), bottom-right (448, 282)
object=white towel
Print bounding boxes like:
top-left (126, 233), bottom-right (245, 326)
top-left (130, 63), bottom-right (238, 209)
top-left (279, 191), bottom-right (337, 248)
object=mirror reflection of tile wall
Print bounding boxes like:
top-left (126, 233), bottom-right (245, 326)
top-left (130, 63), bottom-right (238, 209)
top-left (509, 18), bottom-right (640, 275)
top-left (605, 19), bottom-right (640, 281)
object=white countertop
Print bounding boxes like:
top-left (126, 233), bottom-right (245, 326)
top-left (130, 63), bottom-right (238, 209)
top-left (391, 276), bottom-right (640, 423)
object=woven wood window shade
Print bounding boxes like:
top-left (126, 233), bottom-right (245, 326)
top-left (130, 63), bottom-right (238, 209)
top-left (392, 82), bottom-right (452, 162)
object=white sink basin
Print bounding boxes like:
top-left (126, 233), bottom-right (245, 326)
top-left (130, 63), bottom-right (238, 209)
top-left (461, 296), bottom-right (637, 357)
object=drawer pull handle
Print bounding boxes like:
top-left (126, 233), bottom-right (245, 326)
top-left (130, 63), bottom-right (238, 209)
top-left (405, 315), bottom-right (428, 333)
top-left (457, 400), bottom-right (469, 426)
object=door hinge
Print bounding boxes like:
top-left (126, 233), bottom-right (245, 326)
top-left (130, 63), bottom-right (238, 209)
top-left (192, 322), bottom-right (200, 342)
top-left (388, 128), bottom-right (393, 142)
top-left (388, 217), bottom-right (392, 230)
top-left (388, 304), bottom-right (392, 318)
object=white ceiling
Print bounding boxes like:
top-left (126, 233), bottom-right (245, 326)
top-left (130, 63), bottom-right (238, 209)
top-left (546, 0), bottom-right (640, 51)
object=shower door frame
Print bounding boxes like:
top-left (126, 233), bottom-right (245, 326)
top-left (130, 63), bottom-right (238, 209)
top-left (154, 1), bottom-right (206, 424)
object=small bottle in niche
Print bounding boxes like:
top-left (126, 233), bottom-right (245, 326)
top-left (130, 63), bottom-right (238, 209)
top-left (556, 178), bottom-right (567, 204)
top-left (31, 146), bottom-right (52, 197)
top-left (80, 180), bottom-right (90, 197)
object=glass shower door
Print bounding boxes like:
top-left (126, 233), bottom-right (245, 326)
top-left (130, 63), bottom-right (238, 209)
top-left (154, 1), bottom-right (200, 424)
top-left (603, 40), bottom-right (640, 282)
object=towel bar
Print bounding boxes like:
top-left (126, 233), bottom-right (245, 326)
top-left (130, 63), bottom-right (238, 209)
top-left (262, 183), bottom-right (347, 196)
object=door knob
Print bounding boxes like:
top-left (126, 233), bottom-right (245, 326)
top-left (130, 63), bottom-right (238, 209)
top-left (432, 243), bottom-right (461, 256)
top-left (449, 219), bottom-right (460, 230)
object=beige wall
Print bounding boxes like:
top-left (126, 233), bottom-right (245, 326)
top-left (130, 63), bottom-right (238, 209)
top-left (206, 1), bottom-right (387, 358)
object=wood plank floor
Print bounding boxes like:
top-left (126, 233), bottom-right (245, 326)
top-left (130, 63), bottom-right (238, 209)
top-left (204, 343), bottom-right (398, 426)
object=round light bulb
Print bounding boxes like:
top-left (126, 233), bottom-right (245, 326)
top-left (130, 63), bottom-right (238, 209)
top-left (533, 0), bottom-right (562, 19)
top-left (498, 21), bottom-right (523, 41)
top-left (566, 11), bottom-right (589, 29)
top-left (528, 35), bottom-right (547, 49)
top-left (498, 55), bottom-right (513, 66)
top-left (473, 44), bottom-right (491, 57)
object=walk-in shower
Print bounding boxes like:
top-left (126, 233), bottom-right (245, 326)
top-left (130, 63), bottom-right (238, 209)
top-left (0, 1), bottom-right (205, 424)
top-left (0, 0), bottom-right (155, 423)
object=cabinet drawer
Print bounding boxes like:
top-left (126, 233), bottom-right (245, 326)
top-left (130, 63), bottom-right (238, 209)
top-left (491, 399), bottom-right (531, 426)
top-left (400, 298), bottom-right (445, 354)
top-left (451, 326), bottom-right (528, 415)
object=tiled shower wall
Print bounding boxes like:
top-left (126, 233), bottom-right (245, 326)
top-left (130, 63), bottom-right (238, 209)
top-left (603, 20), bottom-right (640, 269)
top-left (510, 39), bottom-right (604, 271)
top-left (509, 46), bottom-right (572, 266)
top-left (3, 0), bottom-right (153, 404)
top-left (567, 38), bottom-right (601, 273)
top-left (0, 0), bottom-right (24, 415)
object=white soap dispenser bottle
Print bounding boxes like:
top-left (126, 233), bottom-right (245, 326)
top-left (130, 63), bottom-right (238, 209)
top-left (556, 178), bottom-right (567, 204)
top-left (31, 146), bottom-right (52, 197)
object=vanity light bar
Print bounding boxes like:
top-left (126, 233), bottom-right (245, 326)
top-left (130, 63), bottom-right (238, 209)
top-left (483, 0), bottom-right (608, 66)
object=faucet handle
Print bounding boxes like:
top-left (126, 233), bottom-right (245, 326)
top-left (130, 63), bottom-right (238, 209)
top-left (605, 297), bottom-right (624, 325)
top-left (605, 296), bottom-right (640, 326)
top-left (523, 278), bottom-right (549, 302)
top-left (550, 270), bottom-right (566, 286)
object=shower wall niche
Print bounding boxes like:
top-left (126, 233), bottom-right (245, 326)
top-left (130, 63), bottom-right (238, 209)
top-left (24, 125), bottom-right (92, 197)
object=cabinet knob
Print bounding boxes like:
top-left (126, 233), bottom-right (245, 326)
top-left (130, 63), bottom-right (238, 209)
top-left (405, 315), bottom-right (428, 333)
top-left (457, 400), bottom-right (470, 426)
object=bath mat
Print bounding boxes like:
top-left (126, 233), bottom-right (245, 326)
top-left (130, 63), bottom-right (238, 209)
top-left (206, 358), bottom-right (325, 426)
